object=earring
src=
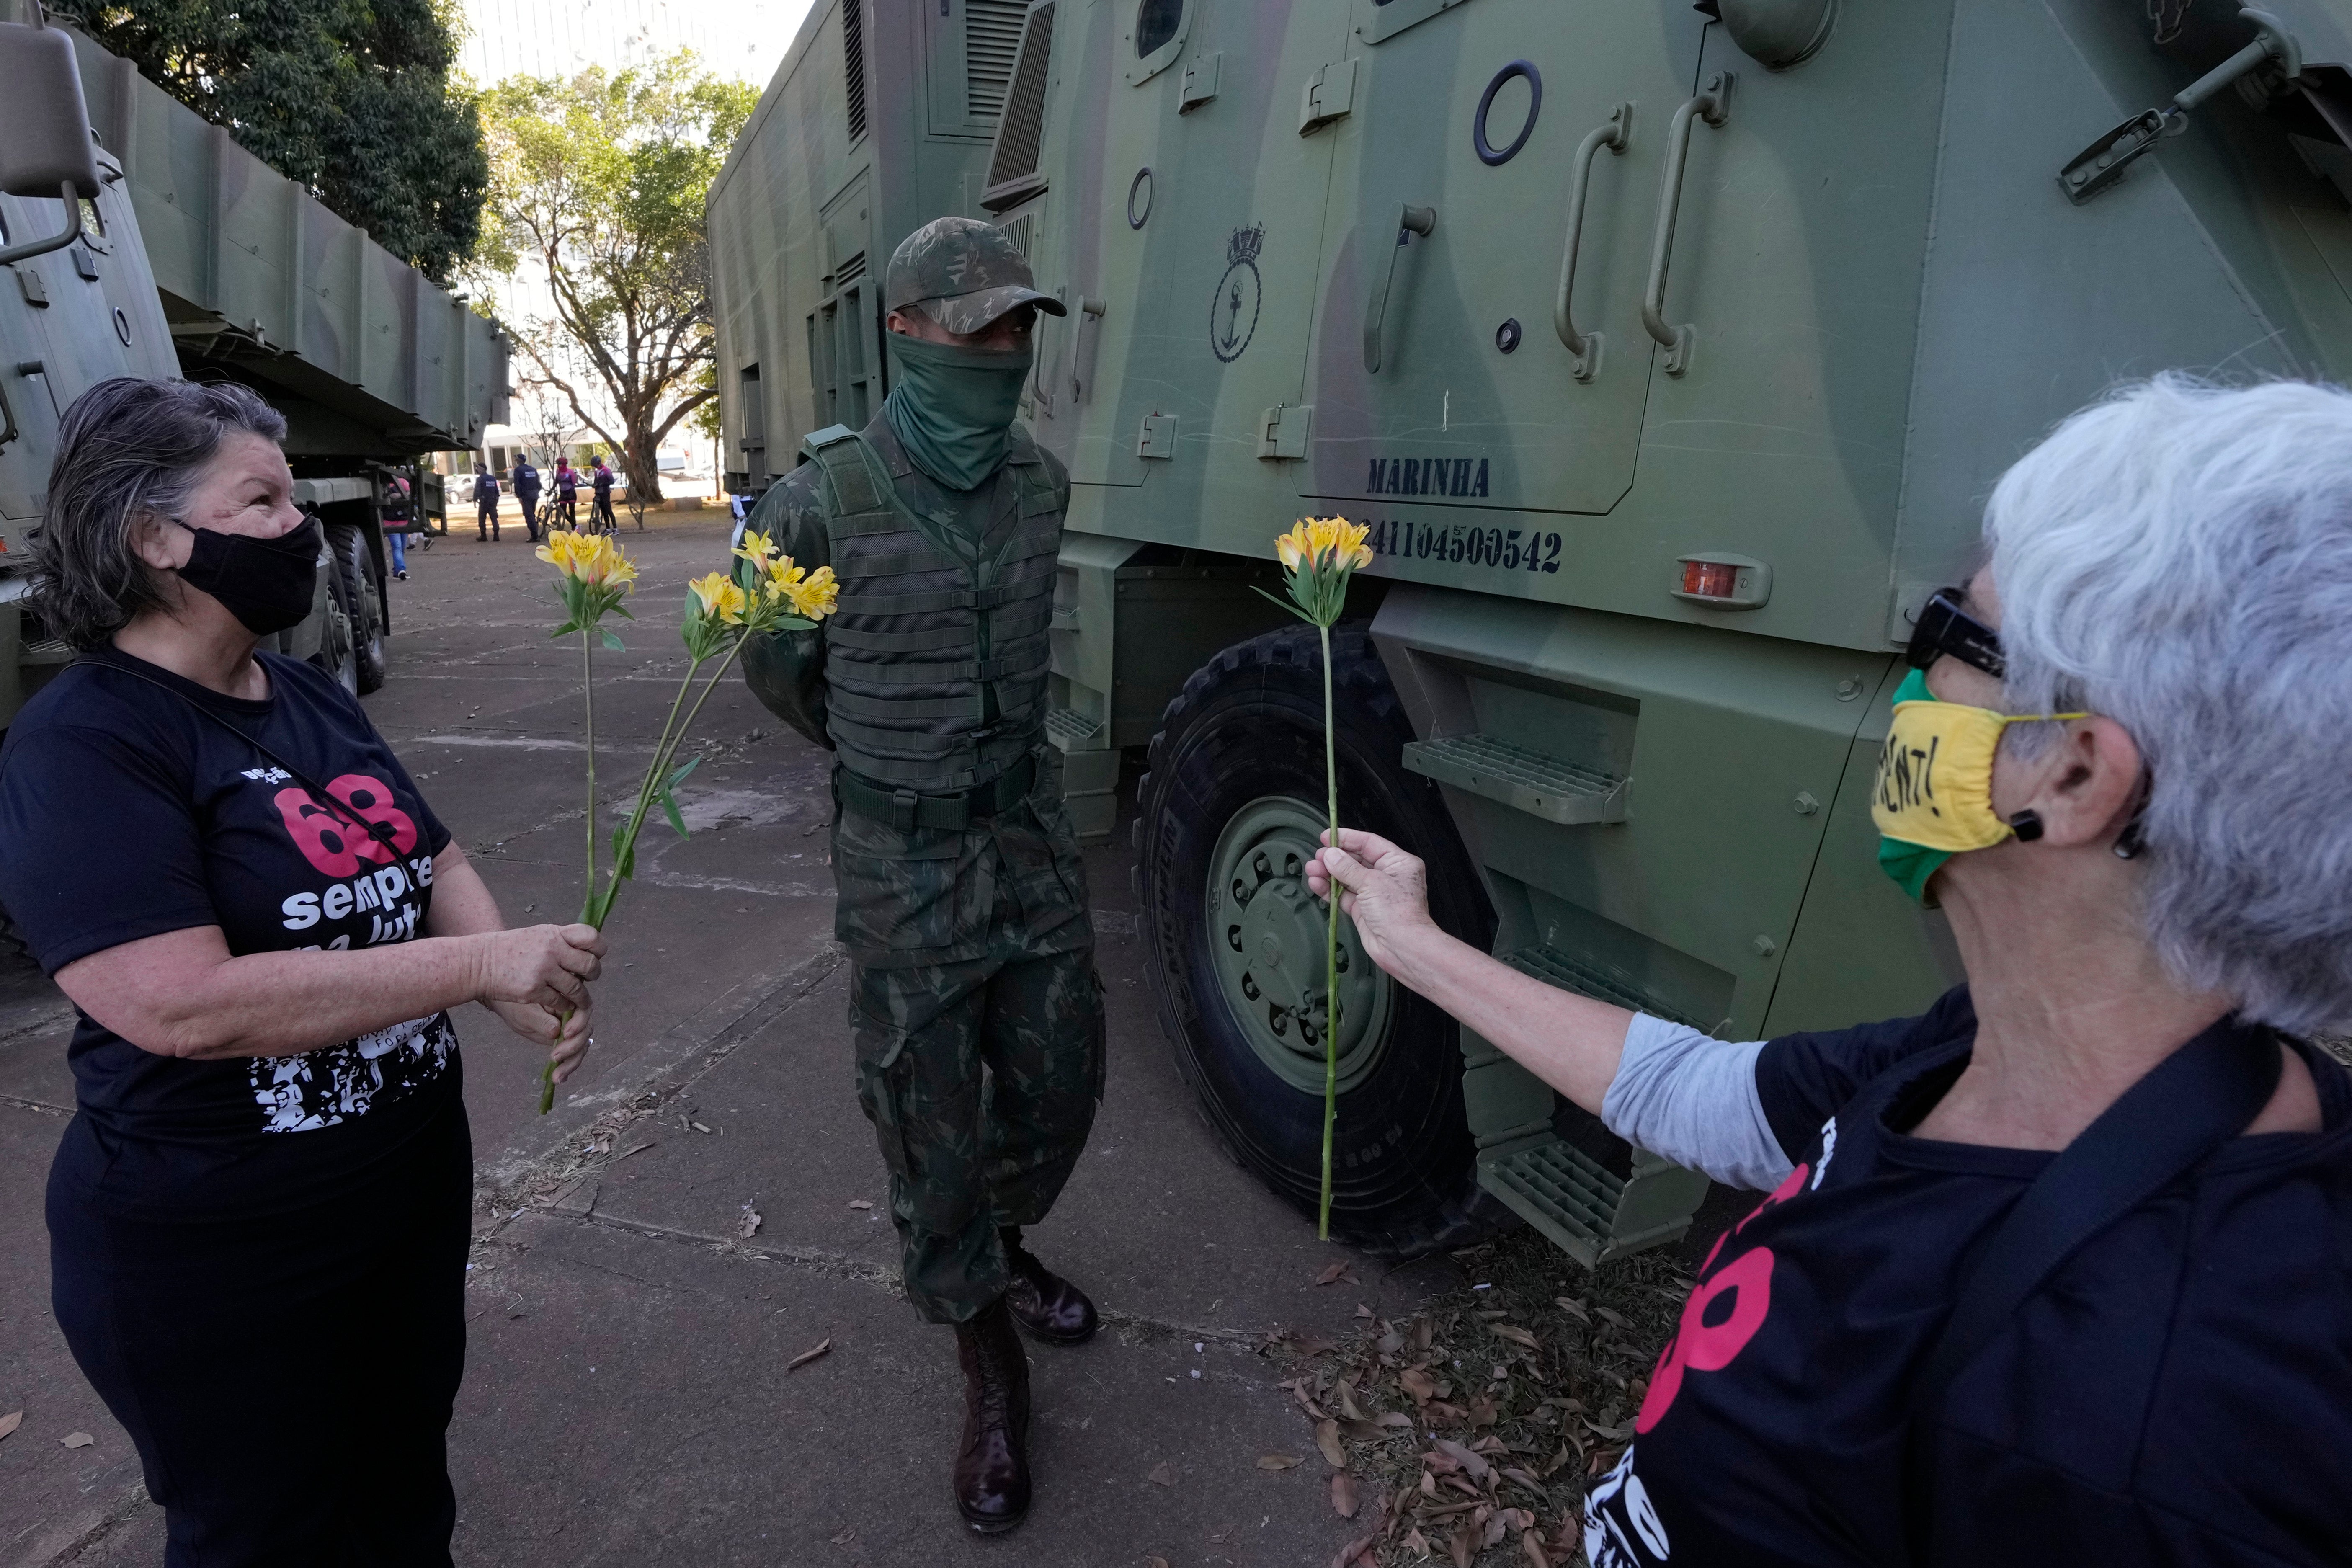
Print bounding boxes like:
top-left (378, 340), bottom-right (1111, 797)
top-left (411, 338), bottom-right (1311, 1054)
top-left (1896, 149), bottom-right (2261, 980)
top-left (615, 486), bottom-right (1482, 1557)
top-left (2113, 817), bottom-right (2146, 860)
top-left (2006, 810), bottom-right (2044, 843)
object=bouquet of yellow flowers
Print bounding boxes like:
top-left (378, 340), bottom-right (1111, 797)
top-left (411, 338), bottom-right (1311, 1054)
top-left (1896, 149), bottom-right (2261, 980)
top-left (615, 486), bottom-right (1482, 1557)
top-left (532, 529), bottom-right (838, 1112)
top-left (1259, 517), bottom-right (1375, 1239)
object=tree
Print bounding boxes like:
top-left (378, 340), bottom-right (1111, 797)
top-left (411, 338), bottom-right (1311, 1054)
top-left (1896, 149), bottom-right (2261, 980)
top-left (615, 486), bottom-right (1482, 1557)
top-left (60, 0), bottom-right (487, 281)
top-left (472, 53), bottom-right (755, 512)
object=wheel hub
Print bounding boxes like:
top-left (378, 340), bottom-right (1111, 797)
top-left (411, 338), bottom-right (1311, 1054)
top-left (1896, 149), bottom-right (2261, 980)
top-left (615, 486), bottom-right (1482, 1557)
top-left (1205, 796), bottom-right (1393, 1096)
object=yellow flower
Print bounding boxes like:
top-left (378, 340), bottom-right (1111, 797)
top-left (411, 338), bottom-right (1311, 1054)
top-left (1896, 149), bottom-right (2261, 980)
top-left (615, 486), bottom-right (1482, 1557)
top-left (763, 554), bottom-right (807, 593)
top-left (732, 529), bottom-right (779, 569)
top-left (1305, 515), bottom-right (1372, 571)
top-left (783, 564), bottom-right (838, 621)
top-left (578, 535), bottom-right (639, 590)
top-left (536, 532), bottom-right (580, 573)
top-left (687, 571), bottom-right (748, 625)
top-left (1275, 521), bottom-right (1312, 574)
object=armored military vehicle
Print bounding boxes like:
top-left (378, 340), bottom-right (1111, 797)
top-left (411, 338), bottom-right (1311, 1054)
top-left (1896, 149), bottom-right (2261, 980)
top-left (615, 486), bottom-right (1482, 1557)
top-left (709, 0), bottom-right (2352, 1260)
top-left (0, 0), bottom-right (507, 720)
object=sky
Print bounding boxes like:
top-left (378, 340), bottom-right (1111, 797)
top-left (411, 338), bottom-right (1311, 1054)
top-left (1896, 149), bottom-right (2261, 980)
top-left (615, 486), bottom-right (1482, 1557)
top-left (455, 0), bottom-right (817, 88)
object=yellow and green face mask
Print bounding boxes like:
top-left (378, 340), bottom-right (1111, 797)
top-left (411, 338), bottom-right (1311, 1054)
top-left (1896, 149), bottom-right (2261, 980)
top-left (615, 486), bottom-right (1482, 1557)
top-left (1871, 668), bottom-right (2087, 904)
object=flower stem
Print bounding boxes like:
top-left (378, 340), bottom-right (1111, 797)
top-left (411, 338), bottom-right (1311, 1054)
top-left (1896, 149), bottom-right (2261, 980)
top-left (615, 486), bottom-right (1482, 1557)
top-left (542, 626), bottom-right (601, 1116)
top-left (1318, 619), bottom-right (1339, 1243)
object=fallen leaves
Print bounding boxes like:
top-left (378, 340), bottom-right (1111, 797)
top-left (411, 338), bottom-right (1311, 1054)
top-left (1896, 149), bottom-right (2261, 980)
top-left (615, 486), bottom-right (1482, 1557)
top-left (737, 1205), bottom-right (762, 1238)
top-left (0, 1411), bottom-right (18, 1442)
top-left (1147, 1461), bottom-right (1176, 1487)
top-left (829, 1526), bottom-right (856, 1545)
top-left (1315, 1261), bottom-right (1362, 1287)
top-left (61, 1431), bottom-right (93, 1449)
top-left (1331, 1471), bottom-right (1360, 1518)
top-left (847, 1199), bottom-right (874, 1211)
top-left (1148, 1558), bottom-right (1172, 1568)
top-left (1489, 1323), bottom-right (1541, 1351)
top-left (1257, 1453), bottom-right (1303, 1472)
top-left (1432, 1439), bottom-right (1491, 1485)
top-left (787, 1338), bottom-right (831, 1372)
top-left (1399, 1367), bottom-right (1436, 1403)
top-left (1315, 1418), bottom-right (1347, 1468)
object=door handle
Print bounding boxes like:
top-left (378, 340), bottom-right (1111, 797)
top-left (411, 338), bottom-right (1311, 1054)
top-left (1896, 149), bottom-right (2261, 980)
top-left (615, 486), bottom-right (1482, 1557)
top-left (1069, 297), bottom-right (1107, 402)
top-left (1554, 103), bottom-right (1631, 383)
top-left (1362, 204), bottom-right (1437, 374)
top-left (1640, 73), bottom-right (1732, 377)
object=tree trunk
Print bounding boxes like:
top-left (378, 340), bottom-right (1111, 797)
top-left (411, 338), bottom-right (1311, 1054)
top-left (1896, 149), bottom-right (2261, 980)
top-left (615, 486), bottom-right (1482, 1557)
top-left (623, 427), bottom-right (665, 509)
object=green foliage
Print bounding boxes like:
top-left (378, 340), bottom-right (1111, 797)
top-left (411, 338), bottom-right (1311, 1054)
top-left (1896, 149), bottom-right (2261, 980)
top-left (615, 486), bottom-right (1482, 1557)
top-left (474, 53), bottom-right (756, 508)
top-left (62, 0), bottom-right (487, 280)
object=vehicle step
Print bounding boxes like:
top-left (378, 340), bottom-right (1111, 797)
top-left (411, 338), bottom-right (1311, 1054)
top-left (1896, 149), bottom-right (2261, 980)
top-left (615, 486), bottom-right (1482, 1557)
top-left (1479, 1138), bottom-right (1712, 1270)
top-left (1044, 705), bottom-right (1104, 749)
top-left (18, 638), bottom-right (74, 668)
top-left (1401, 734), bottom-right (1627, 825)
top-left (1502, 944), bottom-right (1703, 1030)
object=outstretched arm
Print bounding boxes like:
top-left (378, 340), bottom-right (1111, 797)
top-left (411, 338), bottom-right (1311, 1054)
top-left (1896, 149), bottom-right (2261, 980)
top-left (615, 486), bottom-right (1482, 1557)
top-left (1309, 828), bottom-right (1634, 1114)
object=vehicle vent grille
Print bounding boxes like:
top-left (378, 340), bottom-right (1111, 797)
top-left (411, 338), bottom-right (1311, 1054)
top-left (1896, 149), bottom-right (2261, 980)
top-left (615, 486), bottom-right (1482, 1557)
top-left (966, 0), bottom-right (1028, 121)
top-left (995, 212), bottom-right (1033, 256)
top-left (982, 2), bottom-right (1054, 211)
top-left (843, 0), bottom-right (869, 143)
top-left (833, 249), bottom-right (866, 286)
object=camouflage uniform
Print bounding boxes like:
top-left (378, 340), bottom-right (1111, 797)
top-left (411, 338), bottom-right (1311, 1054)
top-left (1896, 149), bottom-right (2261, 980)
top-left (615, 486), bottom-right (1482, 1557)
top-left (742, 221), bottom-right (1099, 1326)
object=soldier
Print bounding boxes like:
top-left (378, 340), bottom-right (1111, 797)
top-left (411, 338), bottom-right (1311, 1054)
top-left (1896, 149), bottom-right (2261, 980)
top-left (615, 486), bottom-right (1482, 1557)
top-left (738, 217), bottom-right (1100, 1534)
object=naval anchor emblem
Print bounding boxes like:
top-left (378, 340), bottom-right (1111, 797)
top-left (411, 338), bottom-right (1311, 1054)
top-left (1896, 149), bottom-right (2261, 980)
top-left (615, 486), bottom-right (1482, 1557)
top-left (1210, 223), bottom-right (1264, 364)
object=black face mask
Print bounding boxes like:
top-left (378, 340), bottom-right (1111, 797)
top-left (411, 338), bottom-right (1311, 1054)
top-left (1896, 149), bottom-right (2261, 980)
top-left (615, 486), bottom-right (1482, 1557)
top-left (173, 515), bottom-right (322, 636)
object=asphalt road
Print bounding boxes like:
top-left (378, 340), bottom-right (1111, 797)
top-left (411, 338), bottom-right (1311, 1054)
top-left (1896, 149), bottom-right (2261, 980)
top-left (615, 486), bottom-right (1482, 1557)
top-left (0, 517), bottom-right (1461, 1567)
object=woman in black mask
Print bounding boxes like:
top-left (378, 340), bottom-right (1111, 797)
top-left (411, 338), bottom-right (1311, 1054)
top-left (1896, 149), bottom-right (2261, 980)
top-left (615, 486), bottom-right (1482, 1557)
top-left (0, 378), bottom-right (606, 1563)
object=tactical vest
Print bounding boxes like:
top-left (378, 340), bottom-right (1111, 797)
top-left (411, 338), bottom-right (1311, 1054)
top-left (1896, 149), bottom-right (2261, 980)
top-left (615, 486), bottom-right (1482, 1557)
top-left (804, 425), bottom-right (1063, 793)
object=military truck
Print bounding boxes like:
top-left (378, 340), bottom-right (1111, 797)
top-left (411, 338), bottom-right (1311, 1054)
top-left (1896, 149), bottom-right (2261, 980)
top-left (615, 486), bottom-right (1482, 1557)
top-left (0, 0), bottom-right (507, 722)
top-left (708, 0), bottom-right (2352, 1260)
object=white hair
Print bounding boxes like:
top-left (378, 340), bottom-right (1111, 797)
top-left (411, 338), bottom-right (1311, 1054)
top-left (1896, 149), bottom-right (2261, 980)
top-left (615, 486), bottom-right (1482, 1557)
top-left (1985, 374), bottom-right (2352, 1034)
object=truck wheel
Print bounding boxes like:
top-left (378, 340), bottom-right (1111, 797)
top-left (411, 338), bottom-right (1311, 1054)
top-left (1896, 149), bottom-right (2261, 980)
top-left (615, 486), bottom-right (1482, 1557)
top-left (1134, 624), bottom-right (1509, 1257)
top-left (312, 554), bottom-right (361, 696)
top-left (326, 523), bottom-right (387, 694)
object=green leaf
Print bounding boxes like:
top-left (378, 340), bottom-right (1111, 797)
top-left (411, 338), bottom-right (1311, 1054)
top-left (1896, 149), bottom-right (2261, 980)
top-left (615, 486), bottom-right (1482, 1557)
top-left (601, 629), bottom-right (627, 652)
top-left (549, 621), bottom-right (580, 639)
top-left (666, 754), bottom-right (703, 789)
top-left (658, 785), bottom-right (690, 839)
top-left (1250, 584), bottom-right (1317, 625)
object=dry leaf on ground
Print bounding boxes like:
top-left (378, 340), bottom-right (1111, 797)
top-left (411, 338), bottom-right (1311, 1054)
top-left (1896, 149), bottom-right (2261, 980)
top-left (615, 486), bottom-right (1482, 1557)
top-left (1329, 1531), bottom-right (1378, 1568)
top-left (1331, 1472), bottom-right (1360, 1518)
top-left (737, 1206), bottom-right (762, 1238)
top-left (1315, 1261), bottom-right (1353, 1286)
top-left (61, 1431), bottom-right (93, 1449)
top-left (1522, 1529), bottom-right (1554, 1567)
top-left (1491, 1323), bottom-right (1541, 1350)
top-left (1449, 1521), bottom-right (1479, 1568)
top-left (0, 1411), bottom-right (20, 1442)
top-left (787, 1338), bottom-right (831, 1372)
top-left (1434, 1438), bottom-right (1491, 1484)
top-left (830, 1527), bottom-right (856, 1545)
top-left (1148, 1461), bottom-right (1176, 1487)
top-left (1148, 1558), bottom-right (1172, 1568)
top-left (1400, 1367), bottom-right (1436, 1403)
top-left (848, 1199), bottom-right (874, 1210)
top-left (1257, 1453), bottom-right (1303, 1471)
top-left (1315, 1418), bottom-right (1346, 1468)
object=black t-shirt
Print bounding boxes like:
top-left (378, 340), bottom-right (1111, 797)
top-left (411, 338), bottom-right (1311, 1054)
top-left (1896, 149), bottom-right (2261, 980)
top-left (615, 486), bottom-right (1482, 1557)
top-left (0, 648), bottom-right (459, 1184)
top-left (1586, 989), bottom-right (2352, 1567)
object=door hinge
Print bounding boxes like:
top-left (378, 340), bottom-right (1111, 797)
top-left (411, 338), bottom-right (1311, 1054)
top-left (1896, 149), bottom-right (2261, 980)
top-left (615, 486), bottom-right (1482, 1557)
top-left (1137, 411), bottom-right (1178, 459)
top-left (1299, 59), bottom-right (1357, 136)
top-left (1258, 403), bottom-right (1312, 460)
top-left (1181, 52), bottom-right (1221, 113)
top-left (16, 267), bottom-right (48, 307)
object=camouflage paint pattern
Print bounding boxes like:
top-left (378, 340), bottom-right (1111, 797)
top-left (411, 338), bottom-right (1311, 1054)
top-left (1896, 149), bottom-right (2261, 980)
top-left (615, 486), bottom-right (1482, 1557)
top-left (886, 215), bottom-right (1069, 333)
top-left (851, 942), bottom-right (1105, 1323)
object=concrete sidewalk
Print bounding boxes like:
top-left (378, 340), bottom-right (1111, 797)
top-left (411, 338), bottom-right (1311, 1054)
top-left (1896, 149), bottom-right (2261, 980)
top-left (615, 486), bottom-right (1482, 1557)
top-left (0, 521), bottom-right (1459, 1567)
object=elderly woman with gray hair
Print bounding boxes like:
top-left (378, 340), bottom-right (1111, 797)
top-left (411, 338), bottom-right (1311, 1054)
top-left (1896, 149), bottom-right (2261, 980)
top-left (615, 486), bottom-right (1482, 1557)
top-left (0, 378), bottom-right (604, 1563)
top-left (1311, 376), bottom-right (2352, 1566)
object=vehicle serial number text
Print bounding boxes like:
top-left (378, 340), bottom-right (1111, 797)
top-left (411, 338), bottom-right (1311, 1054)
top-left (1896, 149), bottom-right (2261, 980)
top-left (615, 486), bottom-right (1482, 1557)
top-left (1365, 516), bottom-right (1561, 574)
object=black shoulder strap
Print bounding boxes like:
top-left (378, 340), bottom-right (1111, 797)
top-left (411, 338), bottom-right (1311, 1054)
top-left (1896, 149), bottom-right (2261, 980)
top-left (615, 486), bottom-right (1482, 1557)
top-left (70, 655), bottom-right (402, 856)
top-left (1916, 1020), bottom-right (2281, 1410)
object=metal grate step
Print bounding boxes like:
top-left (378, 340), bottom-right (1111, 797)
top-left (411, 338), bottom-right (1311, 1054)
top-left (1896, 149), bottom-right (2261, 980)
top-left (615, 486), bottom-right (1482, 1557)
top-left (1401, 734), bottom-right (1627, 825)
top-left (18, 638), bottom-right (73, 668)
top-left (1044, 705), bottom-right (1104, 750)
top-left (1503, 944), bottom-right (1703, 1031)
top-left (1480, 1138), bottom-right (1622, 1268)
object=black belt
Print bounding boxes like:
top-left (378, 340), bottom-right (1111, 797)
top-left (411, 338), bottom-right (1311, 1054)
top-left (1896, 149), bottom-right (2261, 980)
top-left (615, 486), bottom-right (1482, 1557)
top-left (833, 753), bottom-right (1035, 832)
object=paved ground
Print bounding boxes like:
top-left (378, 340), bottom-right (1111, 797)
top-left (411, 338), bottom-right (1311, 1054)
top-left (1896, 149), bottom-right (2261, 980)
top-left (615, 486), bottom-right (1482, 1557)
top-left (0, 518), bottom-right (1462, 1568)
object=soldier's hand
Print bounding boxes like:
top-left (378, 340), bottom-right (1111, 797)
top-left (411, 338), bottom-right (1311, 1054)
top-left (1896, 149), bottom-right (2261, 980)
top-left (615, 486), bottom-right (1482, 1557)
top-left (1310, 828), bottom-right (1435, 979)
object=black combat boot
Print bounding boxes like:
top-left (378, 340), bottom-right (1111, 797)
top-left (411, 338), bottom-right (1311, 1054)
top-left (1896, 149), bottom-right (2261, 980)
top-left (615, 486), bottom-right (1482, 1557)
top-left (952, 1297), bottom-right (1032, 1533)
top-left (1001, 1226), bottom-right (1099, 1346)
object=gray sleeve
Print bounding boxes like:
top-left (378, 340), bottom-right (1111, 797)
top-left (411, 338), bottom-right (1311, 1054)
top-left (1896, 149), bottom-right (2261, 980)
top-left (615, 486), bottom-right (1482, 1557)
top-left (1597, 1014), bottom-right (1794, 1192)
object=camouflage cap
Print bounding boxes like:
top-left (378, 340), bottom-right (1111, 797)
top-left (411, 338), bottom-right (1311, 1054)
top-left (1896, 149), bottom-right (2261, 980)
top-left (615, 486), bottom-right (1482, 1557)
top-left (885, 216), bottom-right (1065, 335)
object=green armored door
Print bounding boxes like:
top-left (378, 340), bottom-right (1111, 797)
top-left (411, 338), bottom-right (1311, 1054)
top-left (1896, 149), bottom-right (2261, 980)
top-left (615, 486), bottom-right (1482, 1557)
top-left (1297, 0), bottom-right (1705, 538)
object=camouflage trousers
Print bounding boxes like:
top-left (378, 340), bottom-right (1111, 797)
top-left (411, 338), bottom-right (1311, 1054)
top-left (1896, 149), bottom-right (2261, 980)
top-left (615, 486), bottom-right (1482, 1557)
top-left (849, 946), bottom-right (1105, 1324)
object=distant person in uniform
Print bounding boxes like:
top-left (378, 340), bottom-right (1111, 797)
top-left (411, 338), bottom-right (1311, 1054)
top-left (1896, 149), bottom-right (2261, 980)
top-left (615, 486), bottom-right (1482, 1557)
top-left (738, 217), bottom-right (1094, 1535)
top-left (385, 473), bottom-right (411, 580)
top-left (553, 459), bottom-right (579, 530)
top-left (588, 457), bottom-right (616, 534)
top-left (512, 456), bottom-right (542, 543)
top-left (472, 467), bottom-right (500, 542)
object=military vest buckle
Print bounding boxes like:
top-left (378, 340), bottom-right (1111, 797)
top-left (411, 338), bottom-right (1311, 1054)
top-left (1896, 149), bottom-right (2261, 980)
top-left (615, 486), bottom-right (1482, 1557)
top-left (891, 787), bottom-right (920, 832)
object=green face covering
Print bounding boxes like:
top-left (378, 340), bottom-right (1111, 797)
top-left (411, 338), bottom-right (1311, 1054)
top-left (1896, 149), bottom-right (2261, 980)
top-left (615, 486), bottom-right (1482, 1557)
top-left (1875, 668), bottom-right (1956, 905)
top-left (882, 333), bottom-right (1035, 491)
